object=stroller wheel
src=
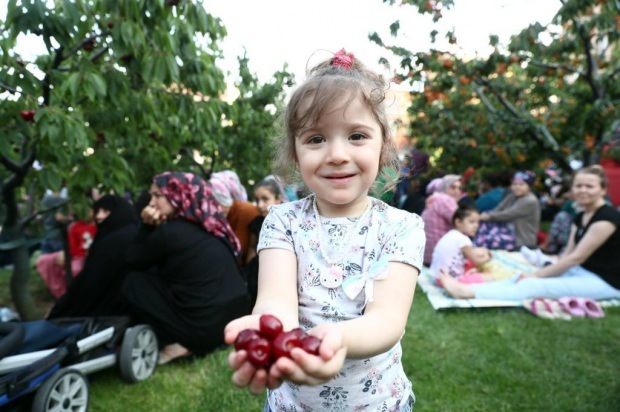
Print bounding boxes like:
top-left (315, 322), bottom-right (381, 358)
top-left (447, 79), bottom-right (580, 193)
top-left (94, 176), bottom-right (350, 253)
top-left (119, 324), bottom-right (159, 383)
top-left (32, 368), bottom-right (89, 412)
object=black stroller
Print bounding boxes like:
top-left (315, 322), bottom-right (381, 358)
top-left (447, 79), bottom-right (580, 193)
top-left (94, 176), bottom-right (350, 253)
top-left (0, 316), bottom-right (158, 411)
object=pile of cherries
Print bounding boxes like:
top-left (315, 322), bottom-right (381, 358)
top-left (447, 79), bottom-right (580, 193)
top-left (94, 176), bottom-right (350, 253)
top-left (234, 314), bottom-right (322, 369)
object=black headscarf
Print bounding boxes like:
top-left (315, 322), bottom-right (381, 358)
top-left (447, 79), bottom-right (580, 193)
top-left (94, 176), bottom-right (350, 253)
top-left (91, 195), bottom-right (138, 252)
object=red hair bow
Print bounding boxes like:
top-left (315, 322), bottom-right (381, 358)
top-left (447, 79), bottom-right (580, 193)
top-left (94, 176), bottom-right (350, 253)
top-left (332, 49), bottom-right (354, 70)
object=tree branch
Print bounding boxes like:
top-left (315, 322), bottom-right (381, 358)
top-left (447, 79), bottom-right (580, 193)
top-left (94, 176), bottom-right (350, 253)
top-left (0, 81), bottom-right (20, 95)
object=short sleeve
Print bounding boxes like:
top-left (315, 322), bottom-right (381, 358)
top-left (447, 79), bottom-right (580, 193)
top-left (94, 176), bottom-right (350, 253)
top-left (381, 211), bottom-right (425, 272)
top-left (257, 204), bottom-right (296, 253)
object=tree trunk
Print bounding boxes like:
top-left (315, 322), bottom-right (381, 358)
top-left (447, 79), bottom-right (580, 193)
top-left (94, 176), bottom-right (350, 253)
top-left (10, 243), bottom-right (37, 320)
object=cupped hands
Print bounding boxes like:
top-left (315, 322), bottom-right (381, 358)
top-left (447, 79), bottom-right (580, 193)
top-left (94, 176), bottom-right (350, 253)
top-left (224, 315), bottom-right (347, 394)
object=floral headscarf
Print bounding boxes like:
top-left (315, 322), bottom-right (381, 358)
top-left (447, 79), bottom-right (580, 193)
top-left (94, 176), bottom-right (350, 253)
top-left (153, 171), bottom-right (241, 255)
top-left (513, 170), bottom-right (536, 187)
top-left (209, 170), bottom-right (248, 207)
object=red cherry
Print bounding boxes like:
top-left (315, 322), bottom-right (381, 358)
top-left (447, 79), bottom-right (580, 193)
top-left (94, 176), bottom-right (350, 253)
top-left (272, 330), bottom-right (302, 360)
top-left (234, 328), bottom-right (261, 351)
top-left (246, 337), bottom-right (271, 368)
top-left (20, 110), bottom-right (35, 122)
top-left (259, 314), bottom-right (283, 341)
top-left (166, 0), bottom-right (180, 6)
top-left (288, 327), bottom-right (307, 340)
top-left (300, 335), bottom-right (321, 355)
top-left (107, 21), bottom-right (114, 29)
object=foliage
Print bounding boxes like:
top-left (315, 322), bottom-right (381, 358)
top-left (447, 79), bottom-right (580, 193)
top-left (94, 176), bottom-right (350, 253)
top-left (373, 0), bottom-right (619, 177)
top-left (0, 0), bottom-right (291, 318)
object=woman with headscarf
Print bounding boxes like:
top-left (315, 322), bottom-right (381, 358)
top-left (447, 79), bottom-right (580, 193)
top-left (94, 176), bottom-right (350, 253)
top-left (474, 170), bottom-right (541, 250)
top-left (421, 174), bottom-right (463, 266)
top-left (47, 195), bottom-right (139, 318)
top-left (209, 170), bottom-right (260, 265)
top-left (122, 171), bottom-right (251, 364)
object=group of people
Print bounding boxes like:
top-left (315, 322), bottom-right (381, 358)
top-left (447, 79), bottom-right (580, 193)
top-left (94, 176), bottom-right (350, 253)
top-left (435, 165), bottom-right (619, 304)
top-left (20, 48), bottom-right (619, 411)
top-left (38, 169), bottom-right (292, 365)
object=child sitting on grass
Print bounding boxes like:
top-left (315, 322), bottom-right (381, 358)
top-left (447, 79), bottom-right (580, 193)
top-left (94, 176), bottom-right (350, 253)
top-left (431, 205), bottom-right (494, 285)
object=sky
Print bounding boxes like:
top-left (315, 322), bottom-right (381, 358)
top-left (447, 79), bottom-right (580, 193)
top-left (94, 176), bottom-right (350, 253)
top-left (205, 0), bottom-right (562, 84)
top-left (0, 0), bottom-right (561, 84)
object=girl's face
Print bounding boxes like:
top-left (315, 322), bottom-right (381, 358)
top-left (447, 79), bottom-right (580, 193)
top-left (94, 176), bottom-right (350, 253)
top-left (572, 172), bottom-right (605, 208)
top-left (148, 183), bottom-right (175, 218)
top-left (94, 208), bottom-right (110, 224)
top-left (455, 211), bottom-right (480, 238)
top-left (295, 94), bottom-right (382, 217)
top-left (511, 179), bottom-right (531, 197)
top-left (254, 186), bottom-right (282, 217)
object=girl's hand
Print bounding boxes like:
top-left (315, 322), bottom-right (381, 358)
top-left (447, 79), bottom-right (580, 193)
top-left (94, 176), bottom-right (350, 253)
top-left (225, 315), bottom-right (283, 394)
top-left (225, 317), bottom-right (347, 392)
top-left (269, 324), bottom-right (346, 387)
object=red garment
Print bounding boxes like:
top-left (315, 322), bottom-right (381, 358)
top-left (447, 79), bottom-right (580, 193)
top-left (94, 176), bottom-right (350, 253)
top-left (421, 192), bottom-right (459, 265)
top-left (68, 220), bottom-right (97, 258)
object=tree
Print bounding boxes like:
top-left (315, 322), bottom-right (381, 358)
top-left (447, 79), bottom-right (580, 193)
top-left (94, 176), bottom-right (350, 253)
top-left (372, 0), bottom-right (619, 177)
top-left (0, 0), bottom-right (291, 319)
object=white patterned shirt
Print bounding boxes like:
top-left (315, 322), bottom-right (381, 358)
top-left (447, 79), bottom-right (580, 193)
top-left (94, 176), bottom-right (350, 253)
top-left (258, 195), bottom-right (425, 411)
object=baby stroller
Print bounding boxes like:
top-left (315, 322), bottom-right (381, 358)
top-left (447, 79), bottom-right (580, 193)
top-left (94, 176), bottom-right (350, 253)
top-left (0, 316), bottom-right (158, 411)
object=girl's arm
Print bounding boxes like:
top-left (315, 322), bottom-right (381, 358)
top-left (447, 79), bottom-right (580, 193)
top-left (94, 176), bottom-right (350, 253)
top-left (333, 261), bottom-right (418, 357)
top-left (269, 262), bottom-right (418, 387)
top-left (526, 220), bottom-right (616, 279)
top-left (462, 246), bottom-right (492, 267)
top-left (224, 247), bottom-right (302, 393)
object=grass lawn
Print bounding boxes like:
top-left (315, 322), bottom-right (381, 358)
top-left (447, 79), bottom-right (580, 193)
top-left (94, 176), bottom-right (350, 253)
top-left (1, 266), bottom-right (619, 411)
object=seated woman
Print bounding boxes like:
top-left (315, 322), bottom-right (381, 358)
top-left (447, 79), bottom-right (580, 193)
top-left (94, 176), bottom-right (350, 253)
top-left (47, 195), bottom-right (139, 318)
top-left (474, 170), bottom-right (540, 251)
top-left (440, 165), bottom-right (620, 302)
top-left (122, 171), bottom-right (251, 365)
top-left (421, 174), bottom-right (462, 266)
top-left (209, 170), bottom-right (260, 265)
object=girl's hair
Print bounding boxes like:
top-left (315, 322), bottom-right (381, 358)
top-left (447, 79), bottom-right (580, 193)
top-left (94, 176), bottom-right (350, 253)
top-left (452, 205), bottom-right (479, 226)
top-left (575, 165), bottom-right (608, 188)
top-left (273, 50), bottom-right (399, 195)
top-left (254, 177), bottom-right (284, 199)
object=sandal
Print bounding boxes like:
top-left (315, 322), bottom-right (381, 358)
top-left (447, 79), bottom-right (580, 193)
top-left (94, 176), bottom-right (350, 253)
top-left (580, 298), bottom-right (605, 318)
top-left (547, 299), bottom-right (571, 321)
top-left (558, 297), bottom-right (586, 317)
top-left (523, 298), bottom-right (556, 320)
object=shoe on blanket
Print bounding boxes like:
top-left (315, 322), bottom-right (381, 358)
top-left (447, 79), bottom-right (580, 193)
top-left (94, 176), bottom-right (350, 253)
top-left (520, 246), bottom-right (553, 267)
top-left (523, 298), bottom-right (571, 320)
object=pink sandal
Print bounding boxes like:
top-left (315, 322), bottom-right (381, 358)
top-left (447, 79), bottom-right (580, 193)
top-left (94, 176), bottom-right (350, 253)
top-left (558, 297), bottom-right (586, 317)
top-left (524, 298), bottom-right (555, 320)
top-left (579, 298), bottom-right (605, 318)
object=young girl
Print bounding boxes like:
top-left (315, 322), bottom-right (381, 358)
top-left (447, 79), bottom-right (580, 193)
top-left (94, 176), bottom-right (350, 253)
top-left (224, 49), bottom-right (425, 411)
top-left (246, 176), bottom-right (287, 306)
top-left (430, 205), bottom-right (492, 284)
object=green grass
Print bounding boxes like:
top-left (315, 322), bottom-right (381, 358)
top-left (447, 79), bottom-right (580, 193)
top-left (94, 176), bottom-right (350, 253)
top-left (1, 267), bottom-right (619, 411)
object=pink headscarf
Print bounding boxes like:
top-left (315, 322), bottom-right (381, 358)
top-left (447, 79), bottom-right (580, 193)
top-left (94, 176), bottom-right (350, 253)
top-left (154, 171), bottom-right (241, 255)
top-left (209, 170), bottom-right (248, 208)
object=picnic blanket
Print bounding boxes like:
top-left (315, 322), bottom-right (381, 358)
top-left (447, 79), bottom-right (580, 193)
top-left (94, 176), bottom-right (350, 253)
top-left (418, 250), bottom-right (620, 311)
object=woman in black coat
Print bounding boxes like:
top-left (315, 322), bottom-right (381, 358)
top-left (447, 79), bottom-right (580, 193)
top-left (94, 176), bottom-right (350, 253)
top-left (122, 171), bottom-right (251, 364)
top-left (47, 195), bottom-right (139, 318)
